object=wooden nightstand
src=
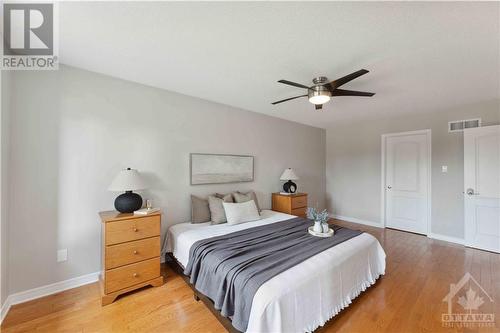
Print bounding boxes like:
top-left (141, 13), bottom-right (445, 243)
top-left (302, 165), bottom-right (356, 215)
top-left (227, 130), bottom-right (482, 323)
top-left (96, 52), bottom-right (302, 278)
top-left (99, 210), bottom-right (164, 305)
top-left (272, 193), bottom-right (308, 217)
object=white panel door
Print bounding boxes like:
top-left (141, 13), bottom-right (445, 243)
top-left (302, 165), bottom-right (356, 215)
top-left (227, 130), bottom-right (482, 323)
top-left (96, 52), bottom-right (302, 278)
top-left (464, 125), bottom-right (500, 253)
top-left (385, 132), bottom-right (430, 234)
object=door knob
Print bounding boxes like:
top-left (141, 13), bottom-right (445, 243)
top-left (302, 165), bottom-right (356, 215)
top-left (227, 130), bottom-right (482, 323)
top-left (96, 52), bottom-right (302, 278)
top-left (387, 185), bottom-right (392, 189)
top-left (466, 188), bottom-right (479, 195)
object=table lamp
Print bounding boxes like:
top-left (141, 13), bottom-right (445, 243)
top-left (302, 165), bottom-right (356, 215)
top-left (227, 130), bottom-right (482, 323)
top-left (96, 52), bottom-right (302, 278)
top-left (280, 168), bottom-right (299, 193)
top-left (108, 168), bottom-right (146, 213)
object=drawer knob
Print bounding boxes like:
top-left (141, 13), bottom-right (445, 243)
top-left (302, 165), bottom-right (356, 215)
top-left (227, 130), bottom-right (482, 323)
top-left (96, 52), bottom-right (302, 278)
top-left (133, 273), bottom-right (138, 278)
top-left (133, 227), bottom-right (138, 232)
top-left (133, 250), bottom-right (138, 255)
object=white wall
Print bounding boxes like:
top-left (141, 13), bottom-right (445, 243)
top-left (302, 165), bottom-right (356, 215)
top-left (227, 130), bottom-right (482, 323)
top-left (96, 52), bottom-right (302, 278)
top-left (5, 65), bottom-right (326, 294)
top-left (1, 71), bottom-right (11, 306)
top-left (326, 100), bottom-right (500, 239)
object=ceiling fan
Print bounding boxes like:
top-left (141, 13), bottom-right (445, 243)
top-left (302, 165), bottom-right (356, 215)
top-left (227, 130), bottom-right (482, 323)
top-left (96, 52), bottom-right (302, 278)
top-left (272, 69), bottom-right (375, 110)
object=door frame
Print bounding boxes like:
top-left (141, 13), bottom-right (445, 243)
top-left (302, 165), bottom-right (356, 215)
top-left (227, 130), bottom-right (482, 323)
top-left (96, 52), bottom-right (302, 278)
top-left (463, 125), bottom-right (500, 252)
top-left (381, 129), bottom-right (432, 234)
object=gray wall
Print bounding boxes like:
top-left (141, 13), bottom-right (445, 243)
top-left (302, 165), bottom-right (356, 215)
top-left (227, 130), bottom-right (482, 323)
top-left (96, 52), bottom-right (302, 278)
top-left (1, 71), bottom-right (11, 305)
top-left (5, 65), bottom-right (326, 294)
top-left (6, 63), bottom-right (496, 297)
top-left (326, 100), bottom-right (500, 239)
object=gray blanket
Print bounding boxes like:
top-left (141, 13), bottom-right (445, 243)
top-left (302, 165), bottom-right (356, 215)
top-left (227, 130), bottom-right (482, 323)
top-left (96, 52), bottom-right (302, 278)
top-left (184, 217), bottom-right (363, 332)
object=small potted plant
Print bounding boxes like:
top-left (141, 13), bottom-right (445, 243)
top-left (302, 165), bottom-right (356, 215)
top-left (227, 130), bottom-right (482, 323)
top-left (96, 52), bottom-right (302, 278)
top-left (306, 207), bottom-right (330, 233)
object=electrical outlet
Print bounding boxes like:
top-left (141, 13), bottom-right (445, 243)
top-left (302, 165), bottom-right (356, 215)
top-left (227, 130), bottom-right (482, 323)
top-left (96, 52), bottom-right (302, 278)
top-left (442, 165), bottom-right (448, 173)
top-left (57, 249), bottom-right (68, 262)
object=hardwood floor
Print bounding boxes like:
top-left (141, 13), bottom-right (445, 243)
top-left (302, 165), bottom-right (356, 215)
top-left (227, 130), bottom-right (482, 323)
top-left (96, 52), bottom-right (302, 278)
top-left (2, 220), bottom-right (499, 333)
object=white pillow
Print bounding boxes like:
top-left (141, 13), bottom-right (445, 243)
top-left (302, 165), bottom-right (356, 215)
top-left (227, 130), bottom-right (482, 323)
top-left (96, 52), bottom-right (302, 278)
top-left (222, 200), bottom-right (261, 225)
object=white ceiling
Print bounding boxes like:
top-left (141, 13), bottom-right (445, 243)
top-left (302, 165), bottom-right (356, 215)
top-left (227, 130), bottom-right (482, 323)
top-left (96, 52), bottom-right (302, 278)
top-left (59, 2), bottom-right (499, 129)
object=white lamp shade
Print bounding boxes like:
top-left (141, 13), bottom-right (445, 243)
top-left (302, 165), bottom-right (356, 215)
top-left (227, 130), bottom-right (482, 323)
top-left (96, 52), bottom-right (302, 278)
top-left (108, 168), bottom-right (146, 192)
top-left (280, 168), bottom-right (299, 181)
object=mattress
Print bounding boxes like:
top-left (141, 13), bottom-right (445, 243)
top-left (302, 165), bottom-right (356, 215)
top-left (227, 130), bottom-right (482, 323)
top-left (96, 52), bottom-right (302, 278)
top-left (164, 210), bottom-right (386, 333)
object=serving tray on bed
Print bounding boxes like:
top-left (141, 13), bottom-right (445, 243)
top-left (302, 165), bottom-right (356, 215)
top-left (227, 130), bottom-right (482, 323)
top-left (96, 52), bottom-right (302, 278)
top-left (308, 226), bottom-right (334, 237)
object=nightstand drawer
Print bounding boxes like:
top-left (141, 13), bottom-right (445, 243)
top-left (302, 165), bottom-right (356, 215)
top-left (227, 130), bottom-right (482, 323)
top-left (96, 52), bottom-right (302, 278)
top-left (105, 216), bottom-right (160, 245)
top-left (106, 236), bottom-right (160, 269)
top-left (105, 257), bottom-right (160, 293)
top-left (291, 196), bottom-right (307, 209)
top-left (291, 207), bottom-right (306, 217)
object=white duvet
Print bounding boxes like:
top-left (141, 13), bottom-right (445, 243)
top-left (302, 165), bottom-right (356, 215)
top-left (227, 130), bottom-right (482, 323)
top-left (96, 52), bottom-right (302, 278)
top-left (164, 210), bottom-right (386, 333)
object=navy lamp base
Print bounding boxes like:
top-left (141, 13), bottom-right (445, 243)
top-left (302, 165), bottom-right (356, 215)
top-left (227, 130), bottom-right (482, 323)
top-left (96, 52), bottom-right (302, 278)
top-left (114, 191), bottom-right (143, 213)
top-left (283, 180), bottom-right (297, 194)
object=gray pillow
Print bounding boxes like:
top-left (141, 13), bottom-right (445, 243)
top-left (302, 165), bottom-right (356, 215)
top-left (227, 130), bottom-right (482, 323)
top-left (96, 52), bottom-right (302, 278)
top-left (233, 191), bottom-right (261, 212)
top-left (208, 194), bottom-right (233, 224)
top-left (191, 195), bottom-right (211, 223)
top-left (215, 193), bottom-right (231, 200)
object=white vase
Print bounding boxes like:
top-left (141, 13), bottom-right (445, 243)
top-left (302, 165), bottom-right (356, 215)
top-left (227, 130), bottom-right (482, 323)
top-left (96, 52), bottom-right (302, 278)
top-left (321, 223), bottom-right (329, 233)
top-left (313, 221), bottom-right (323, 233)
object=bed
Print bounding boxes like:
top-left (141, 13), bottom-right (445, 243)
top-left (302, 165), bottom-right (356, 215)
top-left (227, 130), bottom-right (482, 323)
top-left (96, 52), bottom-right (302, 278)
top-left (164, 210), bottom-right (386, 333)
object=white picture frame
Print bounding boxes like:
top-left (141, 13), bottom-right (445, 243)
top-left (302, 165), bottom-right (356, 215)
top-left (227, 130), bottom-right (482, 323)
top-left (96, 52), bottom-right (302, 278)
top-left (190, 153), bottom-right (254, 185)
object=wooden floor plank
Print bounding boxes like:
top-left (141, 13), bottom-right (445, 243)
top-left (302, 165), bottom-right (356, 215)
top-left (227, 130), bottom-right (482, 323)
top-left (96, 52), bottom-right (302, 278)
top-left (2, 219), bottom-right (499, 333)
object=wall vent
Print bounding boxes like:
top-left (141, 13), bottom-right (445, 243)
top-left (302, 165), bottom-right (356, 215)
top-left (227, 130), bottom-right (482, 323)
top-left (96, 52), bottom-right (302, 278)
top-left (448, 118), bottom-right (481, 133)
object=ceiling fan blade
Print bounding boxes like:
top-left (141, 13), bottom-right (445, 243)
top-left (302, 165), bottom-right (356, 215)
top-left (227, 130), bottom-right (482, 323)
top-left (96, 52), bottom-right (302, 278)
top-left (332, 89), bottom-right (375, 97)
top-left (328, 69), bottom-right (369, 90)
top-left (278, 80), bottom-right (311, 89)
top-left (271, 94), bottom-right (308, 105)
top-left (315, 104), bottom-right (323, 110)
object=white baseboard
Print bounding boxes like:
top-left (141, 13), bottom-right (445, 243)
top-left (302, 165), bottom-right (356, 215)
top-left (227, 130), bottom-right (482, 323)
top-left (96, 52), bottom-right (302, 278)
top-left (331, 215), bottom-right (465, 246)
top-left (1, 297), bottom-right (12, 324)
top-left (8, 271), bottom-right (100, 306)
top-left (0, 254), bottom-right (170, 324)
top-left (330, 214), bottom-right (384, 229)
top-left (428, 233), bottom-right (465, 246)
top-left (0, 271), bottom-right (99, 324)
top-left (331, 215), bottom-right (465, 247)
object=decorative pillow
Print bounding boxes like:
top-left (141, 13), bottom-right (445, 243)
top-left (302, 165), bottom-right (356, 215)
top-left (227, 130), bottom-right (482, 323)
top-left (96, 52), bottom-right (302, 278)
top-left (208, 194), bottom-right (233, 224)
top-left (191, 195), bottom-right (211, 223)
top-left (233, 191), bottom-right (261, 212)
top-left (215, 193), bottom-right (231, 200)
top-left (223, 201), bottom-right (261, 225)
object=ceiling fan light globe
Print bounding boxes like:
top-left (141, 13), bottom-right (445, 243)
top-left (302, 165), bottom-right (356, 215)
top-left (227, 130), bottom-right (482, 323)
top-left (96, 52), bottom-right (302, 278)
top-left (309, 95), bottom-right (331, 105)
top-left (308, 86), bottom-right (332, 105)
